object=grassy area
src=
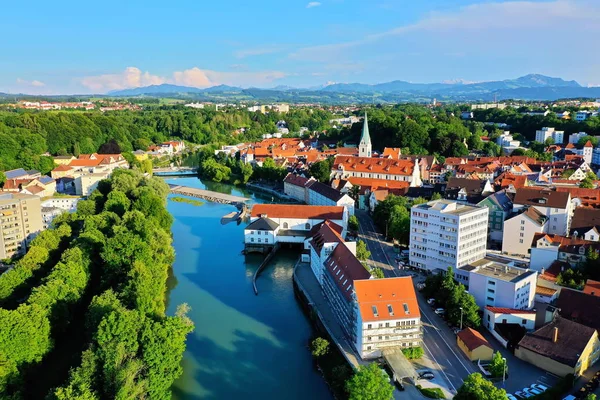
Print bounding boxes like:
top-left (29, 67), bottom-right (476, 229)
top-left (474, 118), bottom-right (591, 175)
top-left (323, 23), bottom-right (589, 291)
top-left (169, 196), bottom-right (204, 206)
top-left (416, 385), bottom-right (446, 399)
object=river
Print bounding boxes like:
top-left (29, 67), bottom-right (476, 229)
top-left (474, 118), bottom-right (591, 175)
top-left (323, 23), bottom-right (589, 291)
top-left (164, 177), bottom-right (332, 400)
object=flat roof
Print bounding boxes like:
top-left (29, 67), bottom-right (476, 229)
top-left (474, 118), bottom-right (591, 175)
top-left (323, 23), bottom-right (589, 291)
top-left (414, 199), bottom-right (485, 216)
top-left (469, 259), bottom-right (536, 283)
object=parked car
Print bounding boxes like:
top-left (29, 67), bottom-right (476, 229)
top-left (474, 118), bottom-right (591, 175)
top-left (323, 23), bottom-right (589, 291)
top-left (427, 298), bottom-right (435, 305)
top-left (514, 391), bottom-right (527, 398)
top-left (434, 308), bottom-right (445, 315)
top-left (527, 388), bottom-right (542, 396)
top-left (531, 384), bottom-right (548, 392)
top-left (519, 389), bottom-right (534, 398)
top-left (506, 394), bottom-right (518, 400)
top-left (419, 371), bottom-right (434, 380)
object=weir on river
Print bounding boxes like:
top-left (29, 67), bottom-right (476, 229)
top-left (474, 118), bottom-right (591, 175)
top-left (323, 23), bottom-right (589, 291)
top-left (168, 184), bottom-right (250, 209)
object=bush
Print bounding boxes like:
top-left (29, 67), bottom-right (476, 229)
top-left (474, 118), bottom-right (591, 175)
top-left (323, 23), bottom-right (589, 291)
top-left (417, 385), bottom-right (445, 399)
top-left (402, 346), bottom-right (424, 359)
top-left (311, 337), bottom-right (330, 358)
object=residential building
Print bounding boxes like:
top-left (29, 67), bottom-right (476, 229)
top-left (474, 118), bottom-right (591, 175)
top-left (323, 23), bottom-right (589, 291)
top-left (512, 187), bottom-right (572, 235)
top-left (583, 279), bottom-right (600, 297)
top-left (471, 103), bottom-right (507, 110)
top-left (283, 174), bottom-right (315, 202)
top-left (535, 127), bottom-right (564, 144)
top-left (4, 169), bottom-right (41, 181)
top-left (576, 111), bottom-right (598, 121)
top-left (358, 112), bottom-right (372, 158)
top-left (74, 173), bottom-right (108, 196)
top-left (477, 190), bottom-right (513, 243)
top-left (460, 111), bottom-right (474, 120)
top-left (244, 204), bottom-right (348, 251)
top-left (529, 233), bottom-right (600, 271)
top-left (409, 200), bottom-right (488, 273)
top-left (502, 207), bottom-right (548, 256)
top-left (41, 206), bottom-right (64, 229)
top-left (332, 156), bottom-right (422, 187)
top-left (0, 193), bottom-right (43, 259)
top-left (515, 317), bottom-right (600, 377)
top-left (466, 257), bottom-right (537, 309)
top-left (53, 155), bottom-right (76, 165)
top-left (306, 181), bottom-right (355, 216)
top-left (457, 327), bottom-right (494, 361)
top-left (570, 206), bottom-right (600, 241)
top-left (133, 150), bottom-right (148, 161)
top-left (41, 197), bottom-right (81, 212)
top-left (557, 289), bottom-right (600, 333)
top-left (483, 306), bottom-right (536, 333)
top-left (354, 278), bottom-right (422, 359)
top-left (569, 132), bottom-right (592, 144)
top-left (444, 178), bottom-right (494, 204)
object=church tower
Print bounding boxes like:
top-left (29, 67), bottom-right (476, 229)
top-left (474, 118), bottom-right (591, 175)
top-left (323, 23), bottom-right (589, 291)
top-left (359, 112), bottom-right (372, 158)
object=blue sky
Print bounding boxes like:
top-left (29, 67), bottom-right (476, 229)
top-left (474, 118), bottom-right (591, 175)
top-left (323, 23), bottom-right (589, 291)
top-left (2, 0), bottom-right (599, 94)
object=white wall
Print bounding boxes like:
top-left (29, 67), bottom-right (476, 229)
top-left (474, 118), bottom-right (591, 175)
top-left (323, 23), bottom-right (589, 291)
top-left (529, 247), bottom-right (559, 272)
top-left (502, 213), bottom-right (546, 256)
top-left (512, 203), bottom-right (570, 236)
top-left (469, 270), bottom-right (537, 310)
top-left (483, 308), bottom-right (536, 332)
top-left (244, 229), bottom-right (276, 244)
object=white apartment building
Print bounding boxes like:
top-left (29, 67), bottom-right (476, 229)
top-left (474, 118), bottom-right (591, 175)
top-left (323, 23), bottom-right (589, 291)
top-left (483, 306), bottom-right (536, 333)
top-left (41, 197), bottom-right (81, 212)
top-left (535, 127), bottom-right (564, 144)
top-left (502, 207), bottom-right (548, 257)
top-left (496, 131), bottom-right (521, 148)
top-left (467, 258), bottom-right (538, 310)
top-left (512, 188), bottom-right (572, 236)
top-left (74, 172), bottom-right (108, 196)
top-left (354, 278), bottom-right (422, 359)
top-left (576, 111), bottom-right (599, 121)
top-left (569, 132), bottom-right (592, 144)
top-left (409, 200), bottom-right (488, 273)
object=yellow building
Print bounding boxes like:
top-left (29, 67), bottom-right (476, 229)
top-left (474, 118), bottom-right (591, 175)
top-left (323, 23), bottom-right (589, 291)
top-left (0, 193), bottom-right (43, 259)
top-left (457, 327), bottom-right (494, 362)
top-left (133, 150), bottom-right (148, 161)
top-left (516, 317), bottom-right (600, 377)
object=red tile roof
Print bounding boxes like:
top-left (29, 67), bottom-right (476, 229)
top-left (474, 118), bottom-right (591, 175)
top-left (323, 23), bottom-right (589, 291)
top-left (333, 156), bottom-right (416, 176)
top-left (347, 177), bottom-right (410, 191)
top-left (354, 277), bottom-right (420, 322)
top-left (457, 327), bottom-right (492, 351)
top-left (583, 279), bottom-right (600, 297)
top-left (250, 204), bottom-right (345, 220)
top-left (485, 306), bottom-right (536, 315)
top-left (283, 173), bottom-right (312, 187)
top-left (52, 164), bottom-right (73, 172)
top-left (324, 243), bottom-right (371, 301)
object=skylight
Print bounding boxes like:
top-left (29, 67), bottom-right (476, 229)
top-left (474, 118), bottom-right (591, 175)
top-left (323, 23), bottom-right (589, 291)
top-left (387, 304), bottom-right (394, 316)
top-left (372, 306), bottom-right (378, 317)
top-left (403, 303), bottom-right (410, 315)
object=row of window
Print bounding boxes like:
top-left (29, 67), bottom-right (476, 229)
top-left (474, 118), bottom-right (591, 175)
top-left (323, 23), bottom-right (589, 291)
top-left (366, 320), bottom-right (417, 329)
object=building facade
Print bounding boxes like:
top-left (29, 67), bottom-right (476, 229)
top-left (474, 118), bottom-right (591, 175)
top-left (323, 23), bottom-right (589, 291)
top-left (535, 127), bottom-right (564, 144)
top-left (409, 200), bottom-right (488, 273)
top-left (0, 193), bottom-right (43, 259)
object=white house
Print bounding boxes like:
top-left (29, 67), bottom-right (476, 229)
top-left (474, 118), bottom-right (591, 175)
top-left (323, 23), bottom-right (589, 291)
top-left (283, 173), bottom-right (315, 202)
top-left (306, 181), bottom-right (356, 216)
top-left (535, 127), bottom-right (564, 144)
top-left (502, 206), bottom-right (548, 257)
top-left (512, 188), bottom-right (572, 236)
top-left (467, 258), bottom-right (538, 310)
top-left (409, 200), bottom-right (488, 273)
top-left (483, 306), bottom-right (536, 337)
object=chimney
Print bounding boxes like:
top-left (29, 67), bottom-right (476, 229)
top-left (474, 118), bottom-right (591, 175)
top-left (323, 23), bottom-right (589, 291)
top-left (552, 327), bottom-right (559, 343)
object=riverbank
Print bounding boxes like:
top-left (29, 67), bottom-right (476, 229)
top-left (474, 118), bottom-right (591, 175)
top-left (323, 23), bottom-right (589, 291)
top-left (245, 182), bottom-right (298, 202)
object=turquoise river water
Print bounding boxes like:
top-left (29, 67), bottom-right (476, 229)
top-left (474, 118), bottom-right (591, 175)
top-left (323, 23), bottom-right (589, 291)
top-left (164, 177), bottom-right (332, 400)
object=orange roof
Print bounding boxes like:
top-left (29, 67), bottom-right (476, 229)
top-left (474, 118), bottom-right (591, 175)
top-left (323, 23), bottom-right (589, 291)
top-left (485, 306), bottom-right (536, 315)
top-left (583, 279), bottom-right (600, 297)
top-left (495, 172), bottom-right (527, 189)
top-left (354, 277), bottom-right (420, 322)
top-left (535, 286), bottom-right (557, 296)
top-left (565, 142), bottom-right (576, 149)
top-left (69, 158), bottom-right (103, 167)
top-left (251, 204), bottom-right (345, 220)
top-left (457, 327), bottom-right (491, 351)
top-left (333, 156), bottom-right (416, 176)
top-left (25, 184), bottom-right (45, 194)
top-left (52, 164), bottom-right (73, 172)
top-left (584, 140), bottom-right (594, 148)
top-left (381, 148), bottom-right (402, 159)
top-left (347, 177), bottom-right (410, 190)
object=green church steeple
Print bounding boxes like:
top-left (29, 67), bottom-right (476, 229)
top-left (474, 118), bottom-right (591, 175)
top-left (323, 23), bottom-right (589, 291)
top-left (359, 111), bottom-right (372, 157)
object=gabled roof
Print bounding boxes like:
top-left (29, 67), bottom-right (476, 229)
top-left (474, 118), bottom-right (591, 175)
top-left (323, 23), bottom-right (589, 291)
top-left (307, 180), bottom-right (347, 202)
top-left (283, 173), bottom-right (312, 188)
top-left (478, 190), bottom-right (513, 212)
top-left (251, 204), bottom-right (345, 220)
top-left (446, 177), bottom-right (492, 196)
top-left (518, 317), bottom-right (596, 367)
top-left (354, 277), bottom-right (420, 322)
top-left (513, 187), bottom-right (570, 209)
top-left (509, 206), bottom-right (548, 226)
top-left (570, 207), bottom-right (600, 235)
top-left (333, 156), bottom-right (416, 176)
top-left (4, 168), bottom-right (28, 179)
top-left (557, 289), bottom-right (600, 332)
top-left (457, 327), bottom-right (492, 351)
top-left (246, 217), bottom-right (279, 231)
top-left (324, 243), bottom-right (371, 301)
top-left (53, 164), bottom-right (73, 172)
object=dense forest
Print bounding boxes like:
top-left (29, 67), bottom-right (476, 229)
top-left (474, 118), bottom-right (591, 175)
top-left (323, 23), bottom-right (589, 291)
top-left (0, 169), bottom-right (193, 399)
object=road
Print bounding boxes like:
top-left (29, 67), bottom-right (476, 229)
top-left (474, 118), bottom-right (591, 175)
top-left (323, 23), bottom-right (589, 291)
top-left (355, 210), bottom-right (479, 395)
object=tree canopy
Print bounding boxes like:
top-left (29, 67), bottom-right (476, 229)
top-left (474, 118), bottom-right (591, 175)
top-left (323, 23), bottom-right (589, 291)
top-left (346, 362), bottom-right (394, 400)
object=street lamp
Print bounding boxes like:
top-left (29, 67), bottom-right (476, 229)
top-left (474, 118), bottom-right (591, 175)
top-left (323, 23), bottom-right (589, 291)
top-left (459, 307), bottom-right (464, 331)
top-left (502, 357), bottom-right (507, 385)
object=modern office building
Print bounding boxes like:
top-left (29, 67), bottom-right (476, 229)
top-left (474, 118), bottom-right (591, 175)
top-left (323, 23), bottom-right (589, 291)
top-left (535, 127), bottom-right (564, 144)
top-left (409, 200), bottom-right (488, 273)
top-left (0, 193), bottom-right (43, 259)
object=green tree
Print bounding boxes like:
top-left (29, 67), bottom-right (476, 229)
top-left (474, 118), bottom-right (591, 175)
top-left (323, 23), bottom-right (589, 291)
top-left (455, 373), bottom-right (507, 400)
top-left (580, 177), bottom-right (594, 189)
top-left (309, 158), bottom-right (334, 183)
top-left (349, 215), bottom-right (359, 232)
top-left (0, 171), bottom-right (5, 189)
top-left (356, 240), bottom-right (371, 261)
top-left (370, 268), bottom-right (385, 279)
top-left (488, 351), bottom-right (506, 378)
top-left (431, 192), bottom-right (442, 200)
top-left (310, 337), bottom-right (330, 358)
top-left (140, 159), bottom-right (153, 174)
top-left (346, 362), bottom-right (394, 400)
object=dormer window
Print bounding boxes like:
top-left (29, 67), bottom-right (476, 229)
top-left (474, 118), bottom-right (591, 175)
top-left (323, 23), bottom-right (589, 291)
top-left (372, 306), bottom-right (378, 317)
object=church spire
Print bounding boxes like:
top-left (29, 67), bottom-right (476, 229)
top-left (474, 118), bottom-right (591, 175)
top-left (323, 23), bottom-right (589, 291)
top-left (359, 111), bottom-right (372, 158)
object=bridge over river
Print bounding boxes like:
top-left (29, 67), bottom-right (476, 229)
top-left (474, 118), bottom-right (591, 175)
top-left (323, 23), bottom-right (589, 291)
top-left (168, 184), bottom-right (250, 209)
top-left (153, 167), bottom-right (198, 176)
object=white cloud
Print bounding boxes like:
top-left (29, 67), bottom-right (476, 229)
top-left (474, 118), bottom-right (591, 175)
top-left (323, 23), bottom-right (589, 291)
top-left (80, 66), bottom-right (287, 92)
top-left (307, 2), bottom-right (321, 8)
top-left (291, 0), bottom-right (600, 62)
top-left (16, 78), bottom-right (45, 87)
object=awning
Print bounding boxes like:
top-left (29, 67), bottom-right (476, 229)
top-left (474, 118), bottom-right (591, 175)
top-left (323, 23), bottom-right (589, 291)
top-left (383, 348), bottom-right (417, 383)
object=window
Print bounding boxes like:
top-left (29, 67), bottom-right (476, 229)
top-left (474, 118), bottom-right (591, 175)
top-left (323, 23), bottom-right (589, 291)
top-left (378, 336), bottom-right (382, 340)
top-left (520, 233), bottom-right (524, 237)
top-left (385, 322), bottom-right (390, 328)
top-left (387, 305), bottom-right (394, 316)
top-left (283, 222), bottom-right (288, 229)
top-left (519, 239), bottom-right (523, 243)
top-left (368, 336), bottom-right (372, 341)
top-left (305, 223), bottom-right (311, 229)
top-left (521, 220), bottom-right (525, 225)
top-left (367, 346), bottom-right (372, 350)
top-left (372, 306), bottom-right (378, 317)
top-left (553, 226), bottom-right (556, 231)
top-left (250, 238), bottom-right (254, 242)
top-left (487, 314), bottom-right (490, 321)
top-left (522, 319), bottom-right (527, 325)
top-left (258, 238), bottom-right (261, 243)
top-left (520, 226), bottom-right (524, 231)
top-left (367, 324), bottom-right (372, 329)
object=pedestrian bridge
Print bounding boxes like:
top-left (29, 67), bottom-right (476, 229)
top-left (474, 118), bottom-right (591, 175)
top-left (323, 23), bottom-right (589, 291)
top-left (168, 184), bottom-right (250, 208)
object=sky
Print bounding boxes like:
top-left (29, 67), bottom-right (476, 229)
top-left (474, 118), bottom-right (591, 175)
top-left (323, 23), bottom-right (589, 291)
top-left (2, 0), bottom-right (600, 95)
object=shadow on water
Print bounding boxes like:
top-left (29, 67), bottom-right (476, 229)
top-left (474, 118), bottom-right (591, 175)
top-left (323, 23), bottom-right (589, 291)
top-left (164, 177), bottom-right (332, 400)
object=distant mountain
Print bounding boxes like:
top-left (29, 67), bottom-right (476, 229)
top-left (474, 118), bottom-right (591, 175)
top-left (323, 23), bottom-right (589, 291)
top-left (41, 74), bottom-right (599, 103)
